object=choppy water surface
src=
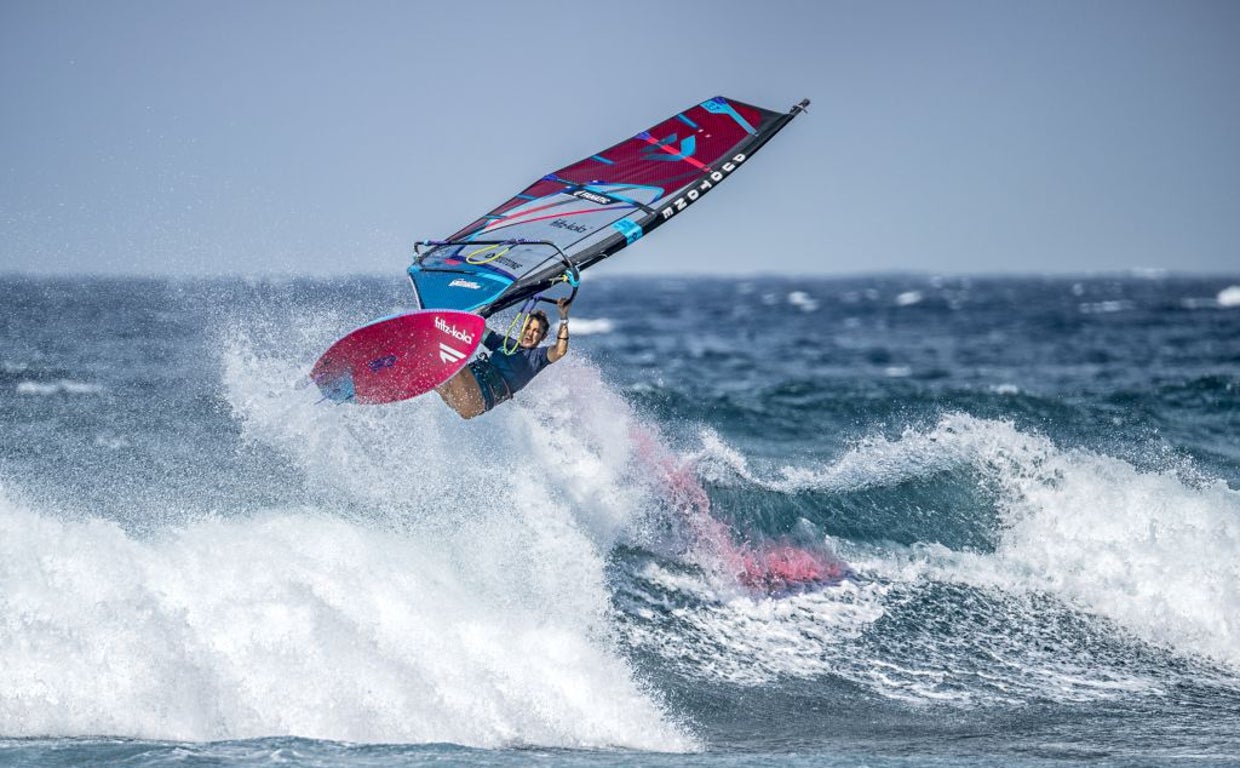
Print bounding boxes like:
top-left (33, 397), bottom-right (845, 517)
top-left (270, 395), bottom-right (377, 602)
top-left (2, 274), bottom-right (1239, 767)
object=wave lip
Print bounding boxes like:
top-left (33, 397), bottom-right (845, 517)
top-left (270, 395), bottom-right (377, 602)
top-left (833, 415), bottom-right (1240, 672)
top-left (981, 439), bottom-right (1240, 671)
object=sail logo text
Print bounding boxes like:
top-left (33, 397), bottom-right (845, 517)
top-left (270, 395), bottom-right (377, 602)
top-left (659, 153), bottom-right (747, 220)
top-left (572, 189), bottom-right (615, 206)
top-left (434, 316), bottom-right (475, 345)
top-left (550, 218), bottom-right (590, 233)
top-left (449, 279), bottom-right (482, 290)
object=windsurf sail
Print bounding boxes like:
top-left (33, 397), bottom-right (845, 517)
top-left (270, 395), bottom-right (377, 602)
top-left (408, 96), bottom-right (809, 317)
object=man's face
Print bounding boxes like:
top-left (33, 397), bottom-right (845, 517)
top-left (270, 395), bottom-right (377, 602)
top-left (520, 318), bottom-right (547, 349)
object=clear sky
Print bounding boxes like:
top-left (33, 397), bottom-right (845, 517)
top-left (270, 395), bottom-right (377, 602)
top-left (2, 0), bottom-right (1237, 276)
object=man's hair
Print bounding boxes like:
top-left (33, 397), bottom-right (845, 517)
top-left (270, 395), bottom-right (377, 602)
top-left (527, 310), bottom-right (550, 335)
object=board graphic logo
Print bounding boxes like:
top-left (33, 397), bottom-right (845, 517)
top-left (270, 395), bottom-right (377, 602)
top-left (642, 133), bottom-right (697, 162)
top-left (449, 278), bottom-right (482, 290)
top-left (439, 343), bottom-right (466, 364)
top-left (367, 354), bottom-right (397, 372)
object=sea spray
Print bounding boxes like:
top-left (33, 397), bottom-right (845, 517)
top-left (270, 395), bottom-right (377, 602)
top-left (212, 332), bottom-right (697, 749)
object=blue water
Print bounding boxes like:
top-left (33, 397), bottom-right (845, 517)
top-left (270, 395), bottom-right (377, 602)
top-left (2, 274), bottom-right (1239, 767)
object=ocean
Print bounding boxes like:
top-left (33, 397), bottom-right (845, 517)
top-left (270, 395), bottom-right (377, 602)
top-left (1, 273), bottom-right (1238, 767)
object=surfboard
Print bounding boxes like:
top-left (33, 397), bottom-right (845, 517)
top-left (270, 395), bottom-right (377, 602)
top-left (310, 310), bottom-right (485, 404)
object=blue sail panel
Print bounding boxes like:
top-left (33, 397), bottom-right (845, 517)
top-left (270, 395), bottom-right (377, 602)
top-left (407, 266), bottom-right (514, 313)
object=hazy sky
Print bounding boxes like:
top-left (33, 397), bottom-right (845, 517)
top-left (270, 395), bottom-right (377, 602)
top-left (2, 0), bottom-right (1237, 276)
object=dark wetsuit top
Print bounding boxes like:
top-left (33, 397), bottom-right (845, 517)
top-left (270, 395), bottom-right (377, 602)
top-left (467, 330), bottom-right (552, 411)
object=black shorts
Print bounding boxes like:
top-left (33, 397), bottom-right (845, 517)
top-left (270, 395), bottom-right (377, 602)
top-left (467, 359), bottom-right (512, 412)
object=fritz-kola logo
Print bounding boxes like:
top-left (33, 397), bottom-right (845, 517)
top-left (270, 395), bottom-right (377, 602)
top-left (572, 189), bottom-right (616, 206)
top-left (550, 218), bottom-right (589, 233)
top-left (434, 316), bottom-right (475, 345)
top-left (449, 278), bottom-right (482, 290)
top-left (660, 153), bottom-right (746, 220)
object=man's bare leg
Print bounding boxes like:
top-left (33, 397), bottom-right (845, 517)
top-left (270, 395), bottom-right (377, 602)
top-left (435, 368), bottom-right (487, 419)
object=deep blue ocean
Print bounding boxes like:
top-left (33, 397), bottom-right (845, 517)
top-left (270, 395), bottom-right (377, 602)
top-left (2, 273), bottom-right (1239, 767)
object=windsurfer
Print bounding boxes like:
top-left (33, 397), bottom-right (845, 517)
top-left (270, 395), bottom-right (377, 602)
top-left (434, 297), bottom-right (572, 419)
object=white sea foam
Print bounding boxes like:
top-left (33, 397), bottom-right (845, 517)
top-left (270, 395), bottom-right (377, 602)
top-left (92, 434), bottom-right (132, 450)
top-left (621, 562), bottom-right (889, 687)
top-left (15, 380), bottom-right (103, 396)
top-left (895, 290), bottom-right (923, 307)
top-left (0, 332), bottom-right (696, 750)
top-left (618, 539), bottom-right (1170, 705)
top-left (1218, 285), bottom-right (1240, 308)
top-left (787, 291), bottom-right (819, 312)
top-left (565, 317), bottom-right (615, 335)
top-left (1079, 300), bottom-right (1134, 314)
top-left (694, 418), bottom-right (992, 495)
